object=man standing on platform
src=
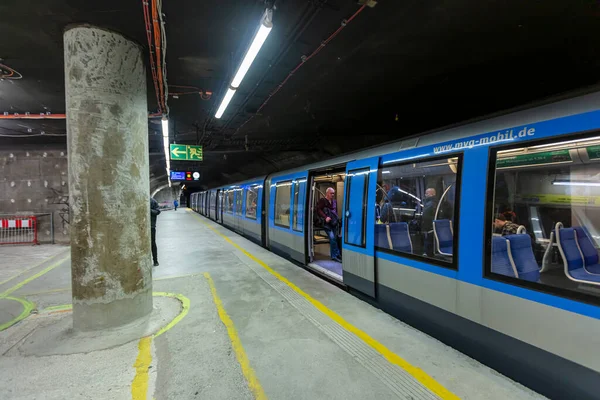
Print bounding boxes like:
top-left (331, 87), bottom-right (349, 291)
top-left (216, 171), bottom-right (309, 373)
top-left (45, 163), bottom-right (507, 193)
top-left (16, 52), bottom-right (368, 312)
top-left (150, 197), bottom-right (161, 266)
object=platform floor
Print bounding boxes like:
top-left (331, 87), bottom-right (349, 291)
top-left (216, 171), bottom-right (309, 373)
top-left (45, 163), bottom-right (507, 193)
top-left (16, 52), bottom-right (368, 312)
top-left (0, 209), bottom-right (546, 400)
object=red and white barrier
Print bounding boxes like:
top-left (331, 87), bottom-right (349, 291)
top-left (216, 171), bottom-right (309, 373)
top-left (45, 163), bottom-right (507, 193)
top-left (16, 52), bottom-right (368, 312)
top-left (0, 216), bottom-right (38, 245)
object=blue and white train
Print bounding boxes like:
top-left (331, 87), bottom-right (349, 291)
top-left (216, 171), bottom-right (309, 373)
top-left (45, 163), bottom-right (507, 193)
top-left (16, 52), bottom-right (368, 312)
top-left (190, 87), bottom-right (600, 399)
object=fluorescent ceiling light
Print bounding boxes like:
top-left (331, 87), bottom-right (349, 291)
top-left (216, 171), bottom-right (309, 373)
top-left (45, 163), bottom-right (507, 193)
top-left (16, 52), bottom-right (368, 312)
top-left (215, 9), bottom-right (273, 119)
top-left (230, 14), bottom-right (273, 88)
top-left (552, 180), bottom-right (600, 187)
top-left (382, 170), bottom-right (390, 174)
top-left (215, 88), bottom-right (236, 119)
top-left (161, 116), bottom-right (169, 137)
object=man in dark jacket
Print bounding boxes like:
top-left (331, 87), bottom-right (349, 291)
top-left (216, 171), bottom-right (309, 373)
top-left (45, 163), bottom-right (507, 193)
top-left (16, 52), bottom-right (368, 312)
top-left (150, 197), bottom-right (161, 266)
top-left (317, 187), bottom-right (341, 262)
top-left (421, 188), bottom-right (438, 257)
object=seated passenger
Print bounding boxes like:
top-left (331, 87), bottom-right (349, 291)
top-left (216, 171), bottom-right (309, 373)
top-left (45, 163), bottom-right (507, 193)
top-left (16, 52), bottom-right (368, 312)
top-left (317, 187), bottom-right (342, 263)
top-left (494, 214), bottom-right (519, 236)
top-left (421, 188), bottom-right (438, 256)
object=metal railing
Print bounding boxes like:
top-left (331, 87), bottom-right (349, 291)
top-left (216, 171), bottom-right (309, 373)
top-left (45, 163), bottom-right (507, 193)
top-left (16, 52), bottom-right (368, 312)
top-left (0, 215), bottom-right (38, 245)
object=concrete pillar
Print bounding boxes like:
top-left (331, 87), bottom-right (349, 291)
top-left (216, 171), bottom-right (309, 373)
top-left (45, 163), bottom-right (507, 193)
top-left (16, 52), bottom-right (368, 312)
top-left (64, 25), bottom-right (152, 331)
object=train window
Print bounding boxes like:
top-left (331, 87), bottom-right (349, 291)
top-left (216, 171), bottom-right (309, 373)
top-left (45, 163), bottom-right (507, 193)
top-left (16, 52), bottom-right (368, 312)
top-left (274, 181), bottom-right (292, 228)
top-left (245, 187), bottom-right (258, 220)
top-left (376, 156), bottom-right (461, 267)
top-left (345, 168), bottom-right (369, 247)
top-left (292, 179), bottom-right (306, 232)
top-left (225, 190), bottom-right (233, 213)
top-left (486, 135), bottom-right (600, 302)
top-left (235, 189), bottom-right (243, 215)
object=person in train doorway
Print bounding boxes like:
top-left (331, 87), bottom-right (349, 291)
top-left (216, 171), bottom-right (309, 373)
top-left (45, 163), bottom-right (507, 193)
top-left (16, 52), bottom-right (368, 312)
top-left (173, 199), bottom-right (179, 211)
top-left (494, 214), bottom-right (519, 236)
top-left (317, 187), bottom-right (342, 263)
top-left (421, 188), bottom-right (438, 257)
top-left (150, 197), bottom-right (161, 267)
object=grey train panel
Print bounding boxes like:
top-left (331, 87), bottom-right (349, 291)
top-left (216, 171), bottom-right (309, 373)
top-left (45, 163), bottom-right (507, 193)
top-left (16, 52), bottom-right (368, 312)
top-left (342, 251), bottom-right (375, 297)
top-left (242, 220), bottom-right (262, 243)
top-left (374, 278), bottom-right (600, 400)
top-left (377, 258), bottom-right (600, 374)
top-left (377, 259), bottom-right (458, 314)
top-left (268, 228), bottom-right (305, 264)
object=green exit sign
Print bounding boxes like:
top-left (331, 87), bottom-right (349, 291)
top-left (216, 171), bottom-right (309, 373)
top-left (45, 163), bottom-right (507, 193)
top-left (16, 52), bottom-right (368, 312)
top-left (170, 144), bottom-right (203, 161)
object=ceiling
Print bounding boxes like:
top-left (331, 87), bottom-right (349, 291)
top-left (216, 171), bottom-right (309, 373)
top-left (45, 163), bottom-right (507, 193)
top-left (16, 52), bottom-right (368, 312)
top-left (1, 0), bottom-right (600, 192)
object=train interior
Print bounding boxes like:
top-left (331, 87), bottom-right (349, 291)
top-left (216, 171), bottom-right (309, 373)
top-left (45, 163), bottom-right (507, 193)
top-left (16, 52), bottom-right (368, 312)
top-left (491, 135), bottom-right (600, 296)
top-left (376, 158), bottom-right (459, 264)
top-left (308, 169), bottom-right (346, 281)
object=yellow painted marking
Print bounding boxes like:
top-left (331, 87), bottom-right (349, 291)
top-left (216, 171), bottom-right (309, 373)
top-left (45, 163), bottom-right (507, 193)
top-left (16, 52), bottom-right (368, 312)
top-left (204, 272), bottom-right (267, 400)
top-left (0, 249), bottom-right (69, 287)
top-left (43, 304), bottom-right (73, 312)
top-left (0, 296), bottom-right (35, 331)
top-left (152, 292), bottom-right (190, 338)
top-left (20, 287), bottom-right (70, 296)
top-left (153, 273), bottom-right (201, 281)
top-left (0, 255), bottom-right (70, 298)
top-left (192, 212), bottom-right (459, 400)
top-left (131, 336), bottom-right (152, 400)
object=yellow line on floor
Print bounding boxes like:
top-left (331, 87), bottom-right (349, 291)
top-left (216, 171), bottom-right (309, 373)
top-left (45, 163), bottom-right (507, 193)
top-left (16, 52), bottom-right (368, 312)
top-left (131, 336), bottom-right (153, 400)
top-left (0, 255), bottom-right (70, 298)
top-left (0, 248), bottom-right (69, 287)
top-left (192, 212), bottom-right (459, 400)
top-left (152, 292), bottom-right (190, 338)
top-left (204, 272), bottom-right (267, 400)
top-left (0, 296), bottom-right (35, 331)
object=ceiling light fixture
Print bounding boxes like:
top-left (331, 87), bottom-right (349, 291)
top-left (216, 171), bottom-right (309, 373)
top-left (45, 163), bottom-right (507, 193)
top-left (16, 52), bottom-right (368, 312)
top-left (215, 9), bottom-right (273, 119)
top-left (162, 116), bottom-right (172, 187)
top-left (552, 180), bottom-right (600, 187)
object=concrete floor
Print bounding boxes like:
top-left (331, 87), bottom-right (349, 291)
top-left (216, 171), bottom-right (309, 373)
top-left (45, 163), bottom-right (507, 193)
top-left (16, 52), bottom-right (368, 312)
top-left (0, 209), bottom-right (547, 400)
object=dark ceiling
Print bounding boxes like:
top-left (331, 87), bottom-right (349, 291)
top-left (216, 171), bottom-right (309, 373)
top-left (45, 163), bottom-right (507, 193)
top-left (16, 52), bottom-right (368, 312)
top-left (1, 0), bottom-right (600, 191)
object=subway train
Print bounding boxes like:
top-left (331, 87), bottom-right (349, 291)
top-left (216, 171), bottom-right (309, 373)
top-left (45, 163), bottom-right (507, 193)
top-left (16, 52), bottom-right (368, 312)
top-left (190, 87), bottom-right (600, 399)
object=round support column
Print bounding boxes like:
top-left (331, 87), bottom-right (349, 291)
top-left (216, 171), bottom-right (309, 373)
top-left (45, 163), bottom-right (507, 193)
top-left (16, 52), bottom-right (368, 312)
top-left (64, 25), bottom-right (152, 331)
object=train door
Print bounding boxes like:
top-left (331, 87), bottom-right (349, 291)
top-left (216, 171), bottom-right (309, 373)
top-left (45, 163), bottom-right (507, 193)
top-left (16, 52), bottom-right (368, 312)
top-left (307, 167), bottom-right (346, 282)
top-left (218, 190), bottom-right (224, 224)
top-left (215, 190), bottom-right (221, 223)
top-left (342, 157), bottom-right (378, 297)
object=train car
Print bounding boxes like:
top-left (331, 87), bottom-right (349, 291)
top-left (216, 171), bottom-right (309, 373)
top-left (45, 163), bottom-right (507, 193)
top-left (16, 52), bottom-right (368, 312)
top-left (220, 178), bottom-right (265, 246)
top-left (192, 87), bottom-right (600, 399)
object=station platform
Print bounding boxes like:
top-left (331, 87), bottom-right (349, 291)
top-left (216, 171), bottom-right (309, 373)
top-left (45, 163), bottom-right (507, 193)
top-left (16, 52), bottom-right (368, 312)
top-left (0, 209), bottom-right (546, 400)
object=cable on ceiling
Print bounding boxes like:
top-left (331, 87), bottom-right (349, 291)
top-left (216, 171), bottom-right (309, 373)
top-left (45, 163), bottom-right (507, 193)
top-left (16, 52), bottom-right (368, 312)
top-left (234, 4), bottom-right (368, 135)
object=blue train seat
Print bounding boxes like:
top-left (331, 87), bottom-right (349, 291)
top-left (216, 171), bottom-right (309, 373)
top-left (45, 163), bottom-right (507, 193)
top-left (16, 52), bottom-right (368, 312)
top-left (389, 222), bottom-right (413, 253)
top-left (433, 219), bottom-right (453, 256)
top-left (573, 227), bottom-right (600, 274)
top-left (506, 234), bottom-right (540, 282)
top-left (375, 223), bottom-right (391, 249)
top-left (491, 236), bottom-right (517, 278)
top-left (556, 225), bottom-right (600, 285)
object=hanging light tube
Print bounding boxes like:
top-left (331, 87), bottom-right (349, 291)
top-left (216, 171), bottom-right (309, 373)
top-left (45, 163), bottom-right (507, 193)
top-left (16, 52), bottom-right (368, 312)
top-left (162, 116), bottom-right (172, 187)
top-left (215, 9), bottom-right (273, 119)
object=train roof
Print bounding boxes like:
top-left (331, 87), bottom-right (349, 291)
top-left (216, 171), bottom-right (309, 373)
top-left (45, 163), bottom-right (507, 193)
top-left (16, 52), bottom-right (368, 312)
top-left (266, 85), bottom-right (600, 179)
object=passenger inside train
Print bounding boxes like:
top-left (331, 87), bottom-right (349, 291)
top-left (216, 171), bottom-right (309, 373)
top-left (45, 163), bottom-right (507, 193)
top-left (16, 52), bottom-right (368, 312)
top-left (489, 135), bottom-right (600, 295)
top-left (375, 157), bottom-right (458, 264)
top-left (308, 171), bottom-right (345, 280)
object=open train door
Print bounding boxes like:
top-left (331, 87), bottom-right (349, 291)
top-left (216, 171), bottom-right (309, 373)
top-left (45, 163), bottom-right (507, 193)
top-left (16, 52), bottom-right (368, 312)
top-left (342, 157), bottom-right (378, 298)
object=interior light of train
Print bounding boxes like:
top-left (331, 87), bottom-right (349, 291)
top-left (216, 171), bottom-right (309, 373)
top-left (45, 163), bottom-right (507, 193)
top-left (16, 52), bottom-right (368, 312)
top-left (530, 137), bottom-right (600, 150)
top-left (215, 9), bottom-right (273, 119)
top-left (552, 180), bottom-right (600, 187)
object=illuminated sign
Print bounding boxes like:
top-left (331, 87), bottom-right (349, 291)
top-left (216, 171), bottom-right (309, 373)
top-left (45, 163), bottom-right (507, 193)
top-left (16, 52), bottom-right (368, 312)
top-left (169, 144), bottom-right (203, 161)
top-left (170, 171), bottom-right (186, 181)
top-left (170, 171), bottom-right (200, 182)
